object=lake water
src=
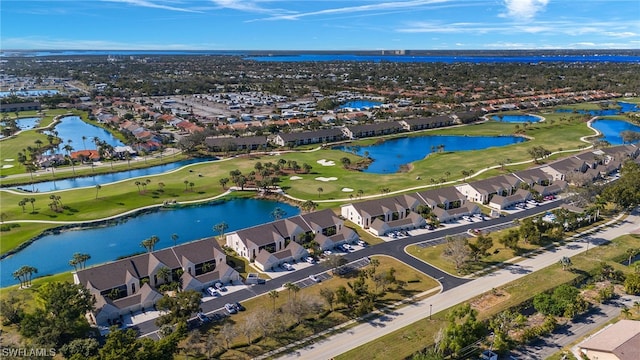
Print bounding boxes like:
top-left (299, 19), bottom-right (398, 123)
top-left (0, 89), bottom-right (59, 98)
top-left (46, 116), bottom-right (124, 151)
top-left (591, 119), bottom-right (640, 145)
top-left (490, 115), bottom-right (541, 123)
top-left (556, 101), bottom-right (640, 117)
top-left (335, 135), bottom-right (526, 173)
top-left (339, 100), bottom-right (382, 110)
top-left (9, 157), bottom-right (216, 192)
top-left (0, 117), bottom-right (41, 130)
top-left (0, 198), bottom-right (300, 287)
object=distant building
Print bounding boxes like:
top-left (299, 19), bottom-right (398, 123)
top-left (0, 101), bottom-right (41, 113)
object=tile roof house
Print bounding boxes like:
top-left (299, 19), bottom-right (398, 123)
top-left (74, 237), bottom-right (238, 325)
top-left (578, 320), bottom-right (640, 360)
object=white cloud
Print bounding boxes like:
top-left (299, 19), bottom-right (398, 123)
top-left (252, 0), bottom-right (449, 22)
top-left (500, 0), bottom-right (549, 21)
top-left (104, 0), bottom-right (202, 13)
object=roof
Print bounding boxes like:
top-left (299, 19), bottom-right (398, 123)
top-left (276, 128), bottom-right (344, 142)
top-left (205, 136), bottom-right (268, 148)
top-left (579, 320), bottom-right (640, 360)
top-left (465, 174), bottom-right (521, 196)
top-left (346, 121), bottom-right (403, 134)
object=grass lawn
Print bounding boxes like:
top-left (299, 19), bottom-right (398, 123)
top-left (337, 234), bottom-right (640, 360)
top-left (180, 256), bottom-right (439, 359)
top-left (406, 227), bottom-right (541, 276)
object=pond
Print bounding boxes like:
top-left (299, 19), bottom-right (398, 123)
top-left (46, 116), bottom-right (124, 151)
top-left (556, 101), bottom-right (640, 117)
top-left (0, 198), bottom-right (300, 287)
top-left (339, 100), bottom-right (382, 110)
top-left (1, 117), bottom-right (41, 130)
top-left (0, 89), bottom-right (59, 98)
top-left (490, 114), bottom-right (542, 123)
top-left (9, 157), bottom-right (217, 192)
top-left (591, 119), bottom-right (640, 145)
top-left (335, 134), bottom-right (527, 173)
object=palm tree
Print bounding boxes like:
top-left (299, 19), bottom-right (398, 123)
top-left (560, 256), bottom-right (572, 270)
top-left (141, 235), bottom-right (160, 252)
top-left (317, 187), bottom-right (324, 198)
top-left (63, 144), bottom-right (76, 175)
top-left (82, 135), bottom-right (87, 150)
top-left (271, 207), bottom-right (286, 220)
top-left (268, 290), bottom-right (279, 311)
top-left (29, 198), bottom-right (35, 213)
top-left (301, 200), bottom-right (317, 213)
top-left (621, 306), bottom-right (631, 319)
top-left (156, 266), bottom-right (172, 285)
top-left (12, 267), bottom-right (25, 288)
top-left (171, 233), bottom-right (179, 246)
top-left (15, 265), bottom-right (37, 287)
top-left (184, 180), bottom-right (189, 191)
top-left (135, 181), bottom-right (141, 193)
top-left (626, 248), bottom-right (639, 266)
top-left (95, 184), bottom-right (102, 199)
top-left (213, 222), bottom-right (229, 239)
top-left (284, 282), bottom-right (295, 301)
top-left (219, 177), bottom-right (229, 189)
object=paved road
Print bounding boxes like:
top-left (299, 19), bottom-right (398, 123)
top-left (274, 208), bottom-right (639, 360)
top-left (136, 200), bottom-right (562, 338)
top-left (509, 295), bottom-right (640, 360)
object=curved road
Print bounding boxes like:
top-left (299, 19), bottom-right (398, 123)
top-left (136, 200), bottom-right (562, 338)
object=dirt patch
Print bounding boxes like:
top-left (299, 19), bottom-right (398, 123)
top-left (470, 289), bottom-right (511, 311)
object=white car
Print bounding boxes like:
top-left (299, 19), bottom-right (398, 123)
top-left (323, 250), bottom-right (332, 256)
top-left (309, 274), bottom-right (321, 283)
top-left (206, 286), bottom-right (219, 296)
top-left (282, 262), bottom-right (294, 271)
top-left (357, 240), bottom-right (366, 247)
top-left (305, 256), bottom-right (315, 264)
top-left (342, 244), bottom-right (352, 251)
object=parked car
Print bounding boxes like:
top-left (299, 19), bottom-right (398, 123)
top-left (309, 274), bottom-right (321, 283)
top-left (225, 303), bottom-right (237, 314)
top-left (214, 281), bottom-right (227, 292)
top-left (305, 256), bottom-right (315, 264)
top-left (234, 302), bottom-right (246, 311)
top-left (323, 250), bottom-right (332, 256)
top-left (357, 240), bottom-right (366, 247)
top-left (197, 312), bottom-right (211, 323)
top-left (206, 286), bottom-right (219, 297)
top-left (342, 243), bottom-right (352, 251)
top-left (282, 262), bottom-right (294, 271)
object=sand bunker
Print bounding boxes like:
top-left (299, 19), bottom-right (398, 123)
top-left (2, 165), bottom-right (14, 169)
top-left (342, 188), bottom-right (354, 192)
top-left (315, 177), bottom-right (338, 182)
top-left (290, 176), bottom-right (303, 180)
top-left (316, 159), bottom-right (336, 166)
top-left (4, 158), bottom-right (14, 162)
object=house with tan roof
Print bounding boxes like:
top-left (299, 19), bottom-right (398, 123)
top-left (578, 320), bottom-right (640, 360)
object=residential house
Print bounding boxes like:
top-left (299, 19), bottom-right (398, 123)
top-left (489, 188), bottom-right (532, 210)
top-left (342, 122), bottom-right (405, 139)
top-left (272, 128), bottom-right (344, 147)
top-left (0, 101), bottom-right (40, 113)
top-left (578, 320), bottom-right (640, 360)
top-left (455, 174), bottom-right (521, 204)
top-left (400, 115), bottom-right (454, 131)
top-left (74, 237), bottom-right (238, 325)
top-left (205, 136), bottom-right (269, 152)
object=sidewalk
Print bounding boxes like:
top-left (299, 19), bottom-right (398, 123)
top-left (273, 208), bottom-right (639, 360)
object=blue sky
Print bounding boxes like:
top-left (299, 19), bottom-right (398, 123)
top-left (1, 0), bottom-right (639, 50)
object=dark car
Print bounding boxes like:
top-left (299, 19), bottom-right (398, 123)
top-left (234, 302), bottom-right (246, 311)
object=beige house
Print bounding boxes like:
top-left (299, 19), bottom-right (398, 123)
top-left (578, 320), bottom-right (640, 360)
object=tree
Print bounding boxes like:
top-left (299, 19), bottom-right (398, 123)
top-left (219, 322), bottom-right (237, 349)
top-left (621, 306), bottom-right (632, 318)
top-left (475, 233), bottom-right (493, 257)
top-left (301, 200), bottom-right (318, 213)
top-left (271, 206), bottom-right (287, 220)
top-left (171, 233), bottom-right (179, 246)
top-left (317, 187), bottom-right (324, 198)
top-left (442, 235), bottom-right (470, 272)
top-left (156, 290), bottom-right (202, 325)
top-left (69, 253), bottom-right (91, 271)
top-left (499, 229), bottom-right (520, 251)
top-left (439, 304), bottom-right (486, 356)
top-left (219, 177), bottom-right (229, 189)
top-left (268, 290), bottom-right (279, 311)
top-left (560, 256), bottom-right (572, 270)
top-left (625, 273), bottom-right (640, 295)
top-left (59, 338), bottom-right (100, 359)
top-left (340, 157), bottom-right (351, 169)
top-left (95, 184), bottom-right (102, 199)
top-left (141, 235), bottom-right (160, 252)
top-left (213, 222), bottom-right (229, 240)
top-left (626, 248), bottom-right (639, 266)
top-left (320, 287), bottom-right (336, 311)
top-left (324, 254), bottom-right (348, 275)
top-left (99, 327), bottom-right (140, 359)
top-left (13, 265), bottom-right (37, 288)
top-left (157, 266), bottom-right (172, 285)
